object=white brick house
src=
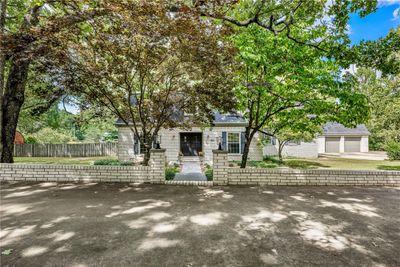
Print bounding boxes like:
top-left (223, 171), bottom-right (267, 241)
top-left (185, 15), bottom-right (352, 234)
top-left (116, 113), bottom-right (263, 164)
top-left (116, 114), bottom-right (369, 164)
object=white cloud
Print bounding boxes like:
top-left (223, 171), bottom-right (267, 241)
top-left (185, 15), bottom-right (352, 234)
top-left (346, 24), bottom-right (352, 34)
top-left (378, 0), bottom-right (400, 6)
top-left (393, 7), bottom-right (400, 20)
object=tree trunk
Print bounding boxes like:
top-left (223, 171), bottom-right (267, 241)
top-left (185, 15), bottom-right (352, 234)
top-left (240, 127), bottom-right (253, 168)
top-left (240, 141), bottom-right (250, 168)
top-left (277, 140), bottom-right (285, 162)
top-left (0, 0), bottom-right (8, 160)
top-left (1, 58), bottom-right (30, 163)
top-left (141, 133), bottom-right (155, 166)
top-left (278, 144), bottom-right (283, 161)
top-left (143, 147), bottom-right (151, 166)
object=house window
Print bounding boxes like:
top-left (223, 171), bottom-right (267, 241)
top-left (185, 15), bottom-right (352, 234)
top-left (227, 132), bottom-right (240, 154)
top-left (135, 135), bottom-right (154, 155)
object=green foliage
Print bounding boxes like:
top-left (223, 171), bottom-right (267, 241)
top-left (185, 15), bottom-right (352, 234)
top-left (93, 159), bottom-right (133, 166)
top-left (263, 156), bottom-right (283, 165)
top-left (353, 68), bottom-right (400, 150)
top-left (1, 249), bottom-right (13, 256)
top-left (232, 24), bottom-right (369, 167)
top-left (204, 165), bottom-right (213, 181)
top-left (284, 160), bottom-right (326, 169)
top-left (52, 1), bottom-right (236, 165)
top-left (165, 166), bottom-right (180, 180)
top-left (248, 161), bottom-right (277, 168)
top-left (351, 27), bottom-right (400, 75)
top-left (377, 165), bottom-right (400, 171)
top-left (18, 100), bottom-right (118, 144)
top-left (25, 127), bottom-right (74, 144)
top-left (24, 136), bottom-right (38, 144)
top-left (102, 131), bottom-right (118, 143)
top-left (231, 159), bottom-right (280, 168)
top-left (384, 141), bottom-right (400, 161)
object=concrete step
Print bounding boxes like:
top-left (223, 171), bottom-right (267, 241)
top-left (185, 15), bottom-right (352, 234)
top-left (180, 156), bottom-right (201, 162)
top-left (165, 180), bottom-right (213, 186)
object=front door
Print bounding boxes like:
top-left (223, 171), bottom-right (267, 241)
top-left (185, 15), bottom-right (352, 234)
top-left (180, 133), bottom-right (202, 156)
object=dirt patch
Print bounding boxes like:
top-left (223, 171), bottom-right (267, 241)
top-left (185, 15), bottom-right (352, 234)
top-left (1, 182), bottom-right (399, 267)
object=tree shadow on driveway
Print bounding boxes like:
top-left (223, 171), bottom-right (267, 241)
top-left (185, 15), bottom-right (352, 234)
top-left (1, 182), bottom-right (399, 267)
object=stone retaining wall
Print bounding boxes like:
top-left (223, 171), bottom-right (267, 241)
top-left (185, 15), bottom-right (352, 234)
top-left (227, 168), bottom-right (400, 186)
top-left (0, 149), bottom-right (165, 184)
top-left (0, 164), bottom-right (151, 183)
top-left (212, 150), bottom-right (400, 186)
top-left (1, 149), bottom-right (399, 186)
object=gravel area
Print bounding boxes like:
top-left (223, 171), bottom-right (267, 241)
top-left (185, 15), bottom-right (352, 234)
top-left (1, 182), bottom-right (399, 267)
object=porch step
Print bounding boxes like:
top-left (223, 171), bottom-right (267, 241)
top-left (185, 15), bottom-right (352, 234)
top-left (180, 156), bottom-right (201, 162)
top-left (165, 180), bottom-right (213, 186)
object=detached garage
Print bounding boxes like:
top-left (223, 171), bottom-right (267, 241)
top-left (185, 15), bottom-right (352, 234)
top-left (325, 137), bottom-right (340, 153)
top-left (318, 123), bottom-right (370, 154)
top-left (344, 137), bottom-right (361, 152)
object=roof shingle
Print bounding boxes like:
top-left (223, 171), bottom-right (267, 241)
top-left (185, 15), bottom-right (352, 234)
top-left (322, 122), bottom-right (370, 136)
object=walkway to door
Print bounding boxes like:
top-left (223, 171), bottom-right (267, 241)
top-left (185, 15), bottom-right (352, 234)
top-left (174, 157), bottom-right (207, 181)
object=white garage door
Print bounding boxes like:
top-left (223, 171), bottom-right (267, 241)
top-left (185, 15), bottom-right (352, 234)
top-left (344, 137), bottom-right (361, 152)
top-left (325, 137), bottom-right (340, 153)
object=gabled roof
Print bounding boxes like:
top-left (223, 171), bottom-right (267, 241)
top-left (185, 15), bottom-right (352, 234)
top-left (115, 111), bottom-right (247, 127)
top-left (322, 122), bottom-right (370, 136)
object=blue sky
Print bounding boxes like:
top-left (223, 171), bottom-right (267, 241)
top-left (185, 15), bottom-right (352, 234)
top-left (349, 1), bottom-right (400, 44)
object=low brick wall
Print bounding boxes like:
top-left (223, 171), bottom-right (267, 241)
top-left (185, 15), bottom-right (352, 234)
top-left (0, 164), bottom-right (152, 183)
top-left (227, 168), bottom-right (400, 186)
top-left (0, 149), bottom-right (166, 184)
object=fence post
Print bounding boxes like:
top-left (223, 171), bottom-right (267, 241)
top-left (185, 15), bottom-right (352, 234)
top-left (150, 149), bottom-right (166, 184)
top-left (212, 150), bottom-right (228, 185)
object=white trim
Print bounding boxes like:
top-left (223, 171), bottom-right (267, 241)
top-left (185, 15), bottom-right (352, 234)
top-left (227, 132), bottom-right (241, 155)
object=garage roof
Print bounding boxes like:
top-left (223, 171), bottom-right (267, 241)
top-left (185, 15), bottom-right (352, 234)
top-left (323, 122), bottom-right (370, 136)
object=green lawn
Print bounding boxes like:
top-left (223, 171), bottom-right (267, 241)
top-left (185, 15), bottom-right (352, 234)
top-left (285, 157), bottom-right (400, 171)
top-left (14, 156), bottom-right (117, 165)
top-left (13, 156), bottom-right (400, 171)
top-left (232, 157), bottom-right (400, 171)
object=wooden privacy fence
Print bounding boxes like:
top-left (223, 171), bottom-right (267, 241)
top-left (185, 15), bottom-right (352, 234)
top-left (13, 143), bottom-right (118, 157)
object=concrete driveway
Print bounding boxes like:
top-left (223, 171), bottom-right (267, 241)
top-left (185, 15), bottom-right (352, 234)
top-left (321, 151), bottom-right (388, 161)
top-left (1, 182), bottom-right (399, 267)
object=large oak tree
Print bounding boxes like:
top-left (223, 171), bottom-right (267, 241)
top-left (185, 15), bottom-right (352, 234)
top-left (0, 0), bottom-right (111, 162)
top-left (52, 1), bottom-right (235, 165)
top-left (232, 26), bottom-right (369, 168)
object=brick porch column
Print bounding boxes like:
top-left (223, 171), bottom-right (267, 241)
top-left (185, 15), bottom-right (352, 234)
top-left (212, 149), bottom-right (228, 185)
top-left (150, 149), bottom-right (166, 184)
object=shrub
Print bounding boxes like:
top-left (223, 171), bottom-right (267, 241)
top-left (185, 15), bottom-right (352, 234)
top-left (245, 160), bottom-right (277, 168)
top-left (377, 165), bottom-right (400, 171)
top-left (257, 162), bottom-right (278, 168)
top-left (119, 161), bottom-right (134, 166)
top-left (385, 141), bottom-right (400, 160)
top-left (205, 167), bottom-right (213, 181)
top-left (165, 166), bottom-right (179, 180)
top-left (93, 159), bottom-right (133, 166)
top-left (263, 155), bottom-right (283, 165)
top-left (284, 160), bottom-right (325, 169)
top-left (29, 127), bottom-right (74, 144)
top-left (24, 136), bottom-right (38, 144)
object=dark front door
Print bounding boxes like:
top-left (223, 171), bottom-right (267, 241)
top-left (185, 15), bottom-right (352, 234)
top-left (180, 133), bottom-right (202, 156)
